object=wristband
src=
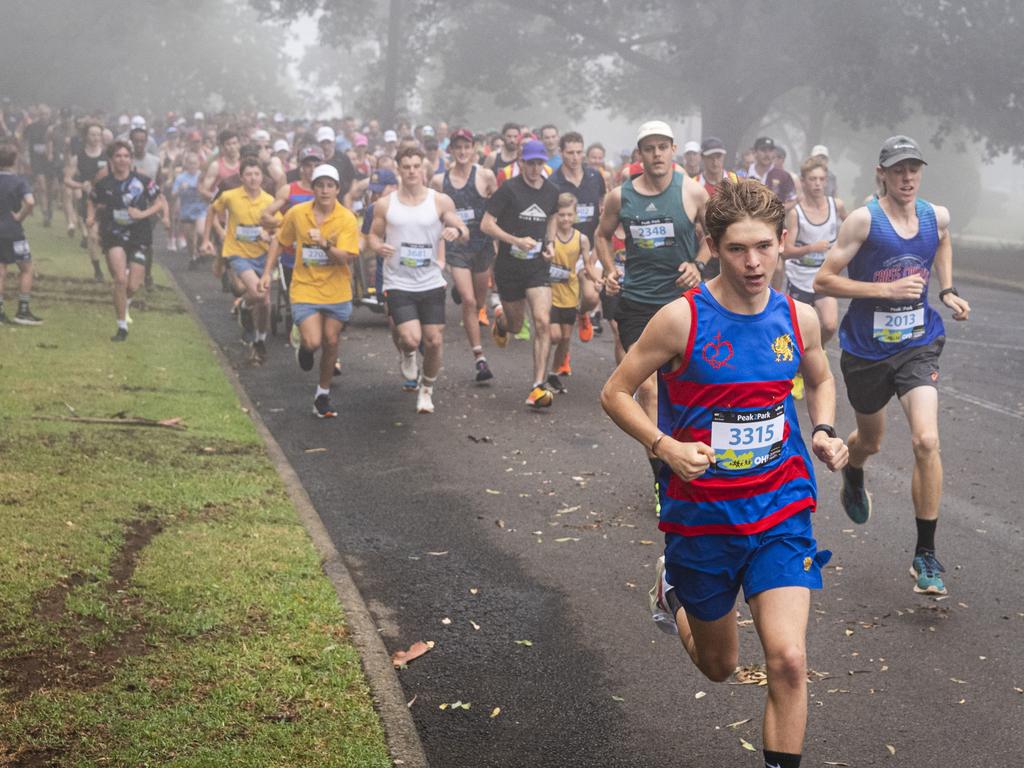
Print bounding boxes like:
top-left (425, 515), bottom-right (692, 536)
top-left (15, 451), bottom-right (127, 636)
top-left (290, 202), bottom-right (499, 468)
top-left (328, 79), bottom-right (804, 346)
top-left (938, 287), bottom-right (958, 299)
top-left (694, 260), bottom-right (707, 275)
top-left (650, 432), bottom-right (667, 456)
top-left (811, 424), bottom-right (837, 439)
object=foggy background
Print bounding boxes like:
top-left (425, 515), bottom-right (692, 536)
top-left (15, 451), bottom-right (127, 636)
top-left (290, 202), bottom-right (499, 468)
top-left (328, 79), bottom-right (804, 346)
top-left (4, 0), bottom-right (1024, 242)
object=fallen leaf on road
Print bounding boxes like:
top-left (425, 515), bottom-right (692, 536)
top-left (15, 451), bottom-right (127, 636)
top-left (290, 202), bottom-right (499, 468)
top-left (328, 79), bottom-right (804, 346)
top-left (490, 707), bottom-right (501, 718)
top-left (554, 537), bottom-right (580, 543)
top-left (441, 617), bottom-right (451, 625)
top-left (450, 700), bottom-right (471, 710)
top-left (438, 703), bottom-right (448, 710)
top-left (740, 738), bottom-right (756, 752)
top-left (611, 695), bottom-right (625, 702)
top-left (514, 639), bottom-right (533, 647)
top-left (469, 588), bottom-right (479, 595)
top-left (950, 677), bottom-right (967, 684)
top-left (731, 665), bottom-right (767, 685)
top-left (426, 551), bottom-right (449, 556)
top-left (486, 488), bottom-right (502, 495)
top-left (725, 719), bottom-right (751, 729)
top-left (845, 629), bottom-right (855, 636)
top-left (886, 744), bottom-right (896, 755)
top-left (495, 519), bottom-right (506, 528)
top-left (391, 640), bottom-right (435, 668)
top-left (638, 540), bottom-right (655, 545)
top-left (470, 620), bottom-right (480, 630)
top-left (695, 691), bottom-right (706, 699)
top-left (304, 447), bottom-right (327, 453)
top-left (467, 435), bottom-right (493, 443)
top-left (823, 762), bottom-right (850, 766)
top-left (407, 695), bottom-right (417, 708)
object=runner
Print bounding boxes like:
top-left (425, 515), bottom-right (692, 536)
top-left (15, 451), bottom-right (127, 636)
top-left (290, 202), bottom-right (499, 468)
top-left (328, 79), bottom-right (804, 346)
top-left (21, 106), bottom-right (54, 227)
top-left (259, 164), bottom-right (359, 418)
top-left (0, 143), bottom-right (42, 325)
top-left (601, 177), bottom-right (847, 768)
top-left (129, 126), bottom-right (162, 288)
top-left (681, 140), bottom-right (702, 179)
top-left (747, 137), bottom-right (797, 211)
top-left (809, 144), bottom-right (839, 197)
top-left (813, 135), bottom-right (971, 596)
top-left (63, 120), bottom-right (107, 281)
top-left (201, 157), bottom-right (276, 362)
top-left (695, 137), bottom-right (739, 280)
top-left (170, 152), bottom-right (208, 268)
top-left (545, 193), bottom-right (590, 394)
top-left (484, 123), bottom-right (521, 176)
top-left (595, 120), bottom-right (709, 505)
top-left (430, 127), bottom-right (498, 382)
top-left (199, 129), bottom-right (241, 201)
top-left (368, 146), bottom-right (469, 413)
top-left (480, 139), bottom-right (560, 408)
top-left (540, 125), bottom-right (562, 172)
top-left (550, 131), bottom-right (606, 345)
top-left (261, 146), bottom-right (322, 289)
top-left (88, 140), bottom-right (168, 341)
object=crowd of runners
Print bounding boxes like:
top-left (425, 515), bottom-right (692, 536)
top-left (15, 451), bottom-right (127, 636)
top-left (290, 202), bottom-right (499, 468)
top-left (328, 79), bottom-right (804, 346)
top-left (1, 103), bottom-right (972, 768)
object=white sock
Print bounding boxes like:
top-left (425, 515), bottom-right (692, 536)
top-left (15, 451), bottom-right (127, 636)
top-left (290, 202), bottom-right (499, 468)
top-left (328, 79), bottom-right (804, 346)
top-left (255, 331), bottom-right (266, 342)
top-left (117, 320), bottom-right (128, 330)
top-left (420, 375), bottom-right (436, 389)
top-left (315, 386), bottom-right (329, 398)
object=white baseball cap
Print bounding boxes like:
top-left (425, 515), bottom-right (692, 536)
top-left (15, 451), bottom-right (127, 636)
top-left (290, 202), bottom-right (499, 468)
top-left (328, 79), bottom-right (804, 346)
top-left (273, 139), bottom-right (290, 153)
top-left (810, 144), bottom-right (830, 158)
top-left (130, 115), bottom-right (146, 129)
top-left (311, 164), bottom-right (340, 184)
top-left (193, 111), bottom-right (205, 121)
top-left (682, 140), bottom-right (701, 154)
top-left (316, 126), bottom-right (336, 143)
top-left (636, 120), bottom-right (675, 145)
top-left (383, 129), bottom-right (398, 142)
top-left (251, 129), bottom-right (271, 142)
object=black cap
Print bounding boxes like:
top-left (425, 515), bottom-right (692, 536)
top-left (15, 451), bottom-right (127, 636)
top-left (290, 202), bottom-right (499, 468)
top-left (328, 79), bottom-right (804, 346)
top-left (878, 135), bottom-right (926, 168)
top-left (754, 136), bottom-right (775, 150)
top-left (701, 137), bottom-right (726, 155)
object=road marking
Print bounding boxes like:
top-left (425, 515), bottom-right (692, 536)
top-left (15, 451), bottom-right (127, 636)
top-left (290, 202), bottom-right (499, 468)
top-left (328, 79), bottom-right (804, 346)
top-left (947, 337), bottom-right (1024, 352)
top-left (944, 386), bottom-right (1024, 420)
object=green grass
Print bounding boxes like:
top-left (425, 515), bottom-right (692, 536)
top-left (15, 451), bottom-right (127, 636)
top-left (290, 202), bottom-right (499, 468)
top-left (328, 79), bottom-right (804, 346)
top-left (0, 222), bottom-right (390, 767)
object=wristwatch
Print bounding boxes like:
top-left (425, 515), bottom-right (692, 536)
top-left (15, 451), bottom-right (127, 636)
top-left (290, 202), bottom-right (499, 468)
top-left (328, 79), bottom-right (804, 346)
top-left (938, 287), bottom-right (959, 299)
top-left (694, 260), bottom-right (707, 275)
top-left (811, 424), bottom-right (837, 439)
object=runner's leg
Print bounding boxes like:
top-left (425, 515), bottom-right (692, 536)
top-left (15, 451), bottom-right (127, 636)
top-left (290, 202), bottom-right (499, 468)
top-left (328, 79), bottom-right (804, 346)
top-left (898, 385), bottom-right (942, 521)
top-left (525, 285), bottom-right (552, 386)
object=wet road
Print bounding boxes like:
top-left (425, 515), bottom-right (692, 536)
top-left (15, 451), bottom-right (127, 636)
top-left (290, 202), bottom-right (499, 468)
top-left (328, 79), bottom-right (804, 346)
top-left (165, 252), bottom-right (1023, 768)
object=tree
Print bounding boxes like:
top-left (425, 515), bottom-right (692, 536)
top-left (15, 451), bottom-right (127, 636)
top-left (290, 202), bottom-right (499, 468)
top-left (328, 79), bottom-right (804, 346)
top-left (0, 0), bottom-right (297, 114)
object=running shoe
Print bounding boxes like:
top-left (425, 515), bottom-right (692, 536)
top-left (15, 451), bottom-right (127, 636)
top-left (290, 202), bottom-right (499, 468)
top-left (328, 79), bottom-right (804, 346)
top-left (313, 394), bottom-right (337, 418)
top-left (252, 339), bottom-right (267, 364)
top-left (910, 551), bottom-right (947, 595)
top-left (514, 314), bottom-right (531, 341)
top-left (591, 310), bottom-right (603, 336)
top-left (648, 556), bottom-right (678, 636)
top-left (400, 350), bottom-right (418, 389)
top-left (93, 263), bottom-right (104, 282)
top-left (451, 283), bottom-right (462, 305)
top-left (525, 385), bottom-right (553, 408)
top-left (67, 225), bottom-right (76, 239)
top-left (791, 372), bottom-right (805, 400)
top-left (545, 373), bottom-right (567, 394)
top-left (238, 303), bottom-right (255, 336)
top-left (840, 467), bottom-right (872, 524)
top-left (475, 358), bottom-right (494, 382)
top-left (296, 346), bottom-right (315, 371)
top-left (491, 306), bottom-right (509, 349)
top-left (333, 359), bottom-right (342, 377)
top-left (478, 307), bottom-right (489, 327)
top-left (110, 328), bottom-right (128, 342)
top-left (289, 323), bottom-right (301, 349)
top-left (80, 236), bottom-right (88, 249)
top-left (166, 239), bottom-right (177, 252)
top-left (416, 385), bottom-right (435, 414)
top-left (555, 354), bottom-right (572, 377)
top-left (13, 309), bottom-right (43, 326)
top-left (578, 312), bottom-right (593, 342)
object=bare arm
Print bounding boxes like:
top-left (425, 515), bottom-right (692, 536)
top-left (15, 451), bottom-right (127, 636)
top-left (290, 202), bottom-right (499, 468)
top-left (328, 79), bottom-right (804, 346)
top-left (794, 301), bottom-right (848, 471)
top-left (367, 196), bottom-right (394, 257)
top-left (436, 193), bottom-right (469, 242)
top-left (260, 184), bottom-right (290, 227)
top-left (199, 161), bottom-right (219, 201)
top-left (600, 299), bottom-right (716, 481)
top-left (782, 206), bottom-right (828, 260)
top-left (480, 210), bottom-right (535, 254)
top-left (595, 186), bottom-right (622, 293)
top-left (930, 205), bottom-right (970, 320)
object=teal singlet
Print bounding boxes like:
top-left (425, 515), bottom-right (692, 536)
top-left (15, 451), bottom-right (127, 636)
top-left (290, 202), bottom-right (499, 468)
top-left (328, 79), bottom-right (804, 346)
top-left (620, 171), bottom-right (697, 305)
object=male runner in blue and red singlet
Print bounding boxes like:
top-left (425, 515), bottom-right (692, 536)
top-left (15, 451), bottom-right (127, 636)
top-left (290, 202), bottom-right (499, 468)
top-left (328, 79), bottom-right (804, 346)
top-left (602, 178), bottom-right (848, 768)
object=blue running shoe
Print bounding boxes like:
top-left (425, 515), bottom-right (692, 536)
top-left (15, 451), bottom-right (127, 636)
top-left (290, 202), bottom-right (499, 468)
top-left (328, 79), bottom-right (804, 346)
top-left (840, 468), bottom-right (872, 524)
top-left (910, 552), bottom-right (947, 595)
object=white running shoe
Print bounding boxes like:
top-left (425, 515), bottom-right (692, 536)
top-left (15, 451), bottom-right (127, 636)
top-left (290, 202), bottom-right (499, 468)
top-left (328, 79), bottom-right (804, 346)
top-left (400, 351), bottom-right (418, 382)
top-left (416, 385), bottom-right (434, 414)
top-left (648, 556), bottom-right (678, 636)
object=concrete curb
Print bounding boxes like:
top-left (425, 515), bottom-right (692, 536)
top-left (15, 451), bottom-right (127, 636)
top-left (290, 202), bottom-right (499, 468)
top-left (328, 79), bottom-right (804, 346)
top-left (955, 268), bottom-right (1024, 295)
top-left (161, 265), bottom-right (428, 768)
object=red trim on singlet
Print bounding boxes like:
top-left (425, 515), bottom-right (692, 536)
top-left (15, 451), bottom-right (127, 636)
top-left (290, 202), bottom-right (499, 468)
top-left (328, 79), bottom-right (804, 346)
top-left (666, 454), bottom-right (809, 503)
top-left (786, 294), bottom-right (805, 353)
top-left (658, 496), bottom-right (814, 537)
top-left (660, 377), bottom-right (793, 410)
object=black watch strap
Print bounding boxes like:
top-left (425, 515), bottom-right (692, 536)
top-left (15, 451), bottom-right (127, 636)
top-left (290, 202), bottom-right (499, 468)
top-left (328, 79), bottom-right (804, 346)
top-left (939, 287), bottom-right (959, 299)
top-left (812, 424), bottom-right (837, 439)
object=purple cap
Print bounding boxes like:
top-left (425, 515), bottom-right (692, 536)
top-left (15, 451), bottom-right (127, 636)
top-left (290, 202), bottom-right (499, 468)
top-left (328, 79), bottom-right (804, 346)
top-left (299, 146), bottom-right (325, 163)
top-left (369, 169), bottom-right (398, 192)
top-left (521, 140), bottom-right (548, 162)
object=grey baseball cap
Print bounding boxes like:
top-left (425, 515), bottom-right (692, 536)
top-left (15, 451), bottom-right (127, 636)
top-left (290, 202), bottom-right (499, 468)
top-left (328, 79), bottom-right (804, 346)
top-left (878, 135), bottom-right (927, 168)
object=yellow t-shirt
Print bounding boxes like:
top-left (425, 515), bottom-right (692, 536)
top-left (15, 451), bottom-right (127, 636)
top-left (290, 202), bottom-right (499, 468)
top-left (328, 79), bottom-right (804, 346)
top-left (550, 229), bottom-right (582, 309)
top-left (210, 186), bottom-right (275, 260)
top-left (277, 200), bottom-right (359, 305)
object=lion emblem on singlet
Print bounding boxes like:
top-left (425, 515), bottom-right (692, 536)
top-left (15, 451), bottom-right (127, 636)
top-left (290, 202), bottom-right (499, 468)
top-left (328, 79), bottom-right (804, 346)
top-left (772, 333), bottom-right (795, 363)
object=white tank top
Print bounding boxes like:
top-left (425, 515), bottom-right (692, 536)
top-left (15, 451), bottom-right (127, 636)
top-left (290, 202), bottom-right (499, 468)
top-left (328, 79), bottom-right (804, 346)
top-left (383, 188), bottom-right (446, 293)
top-left (785, 196), bottom-right (838, 293)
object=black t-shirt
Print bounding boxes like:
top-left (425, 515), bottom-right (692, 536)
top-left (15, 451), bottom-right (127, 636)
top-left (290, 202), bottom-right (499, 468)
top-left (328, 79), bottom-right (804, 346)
top-left (485, 175), bottom-right (559, 260)
top-left (91, 171), bottom-right (161, 245)
top-left (324, 151), bottom-right (355, 197)
top-left (551, 166), bottom-right (606, 242)
top-left (0, 172), bottom-right (32, 240)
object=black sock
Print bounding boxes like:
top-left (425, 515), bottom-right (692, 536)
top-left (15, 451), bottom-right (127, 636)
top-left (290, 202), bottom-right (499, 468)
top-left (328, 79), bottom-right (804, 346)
top-left (649, 457), bottom-right (664, 483)
top-left (764, 749), bottom-right (801, 768)
top-left (843, 464), bottom-right (864, 488)
top-left (915, 518), bottom-right (937, 554)
top-left (665, 584), bottom-right (684, 617)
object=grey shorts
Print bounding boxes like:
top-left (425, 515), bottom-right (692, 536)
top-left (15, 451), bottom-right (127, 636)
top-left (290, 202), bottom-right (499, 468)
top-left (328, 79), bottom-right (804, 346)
top-left (840, 337), bottom-right (944, 414)
top-left (447, 241), bottom-right (494, 273)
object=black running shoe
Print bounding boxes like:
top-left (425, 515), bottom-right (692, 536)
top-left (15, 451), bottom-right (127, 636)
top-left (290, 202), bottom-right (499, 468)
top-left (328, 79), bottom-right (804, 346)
top-left (111, 328), bottom-right (128, 342)
top-left (451, 283), bottom-right (462, 305)
top-left (93, 263), bottom-right (105, 282)
top-left (238, 304), bottom-right (255, 335)
top-left (546, 373), bottom-right (567, 394)
top-left (475, 358), bottom-right (494, 382)
top-left (296, 346), bottom-right (315, 371)
top-left (313, 394), bottom-right (337, 418)
top-left (252, 339), bottom-right (267, 363)
top-left (13, 308), bottom-right (43, 326)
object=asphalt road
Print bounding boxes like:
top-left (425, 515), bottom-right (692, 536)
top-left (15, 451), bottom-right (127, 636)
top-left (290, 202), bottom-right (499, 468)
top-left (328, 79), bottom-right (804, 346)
top-left (163, 252), bottom-right (1023, 768)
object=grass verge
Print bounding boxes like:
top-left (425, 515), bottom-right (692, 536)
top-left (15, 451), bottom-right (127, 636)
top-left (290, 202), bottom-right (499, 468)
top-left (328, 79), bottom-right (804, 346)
top-left (0, 221), bottom-right (391, 767)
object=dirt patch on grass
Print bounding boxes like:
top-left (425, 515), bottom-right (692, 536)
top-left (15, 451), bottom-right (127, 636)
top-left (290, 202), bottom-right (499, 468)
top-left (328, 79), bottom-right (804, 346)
top-left (0, 517), bottom-right (162, 703)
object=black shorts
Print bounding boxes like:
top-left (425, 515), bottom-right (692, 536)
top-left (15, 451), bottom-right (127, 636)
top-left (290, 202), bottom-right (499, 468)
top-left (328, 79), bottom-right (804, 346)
top-left (600, 289), bottom-right (620, 322)
top-left (788, 282), bottom-right (824, 305)
top-left (101, 240), bottom-right (150, 265)
top-left (0, 238), bottom-right (31, 264)
top-left (840, 337), bottom-right (944, 414)
top-left (550, 306), bottom-right (578, 326)
top-left (493, 255), bottom-right (549, 303)
top-left (29, 155), bottom-right (51, 177)
top-left (385, 286), bottom-right (446, 326)
top-left (447, 241), bottom-right (494, 273)
top-left (615, 297), bottom-right (663, 351)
